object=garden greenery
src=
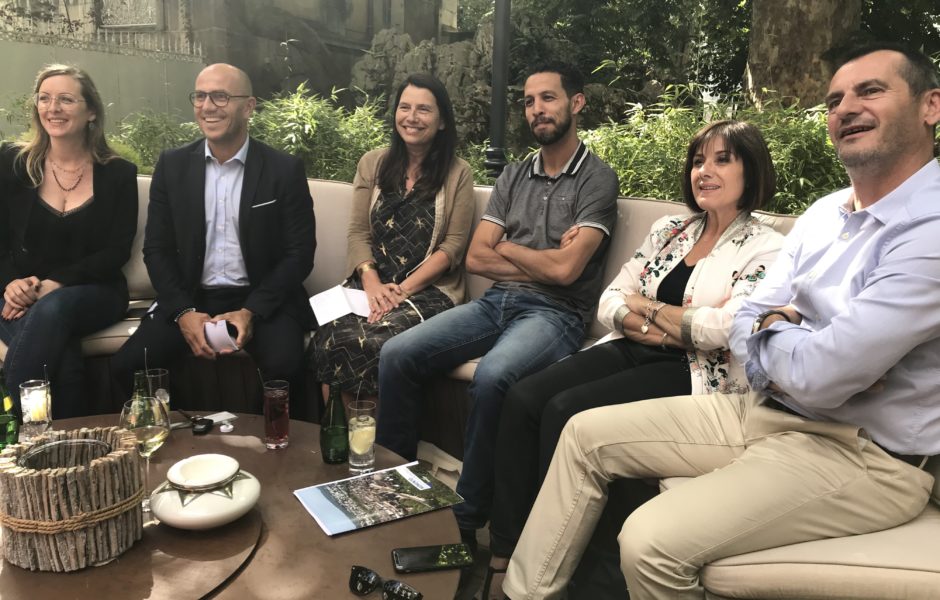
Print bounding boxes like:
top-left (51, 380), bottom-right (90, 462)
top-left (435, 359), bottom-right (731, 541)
top-left (583, 85), bottom-right (850, 215)
top-left (117, 110), bottom-right (201, 173)
top-left (249, 83), bottom-right (387, 182)
top-left (109, 84), bottom-right (856, 215)
top-left (9, 82), bottom-right (937, 216)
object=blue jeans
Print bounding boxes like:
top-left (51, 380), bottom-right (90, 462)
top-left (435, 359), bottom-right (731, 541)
top-left (0, 284), bottom-right (127, 419)
top-left (377, 287), bottom-right (584, 530)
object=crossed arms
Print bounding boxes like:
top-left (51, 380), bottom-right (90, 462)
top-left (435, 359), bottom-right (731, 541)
top-left (466, 220), bottom-right (604, 286)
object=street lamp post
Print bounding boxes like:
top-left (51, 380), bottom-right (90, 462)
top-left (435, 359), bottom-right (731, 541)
top-left (484, 0), bottom-right (510, 178)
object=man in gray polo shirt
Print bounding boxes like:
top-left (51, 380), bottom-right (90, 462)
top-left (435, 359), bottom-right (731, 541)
top-left (377, 61), bottom-right (619, 546)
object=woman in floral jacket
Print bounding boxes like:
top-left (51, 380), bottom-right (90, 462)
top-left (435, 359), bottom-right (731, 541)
top-left (480, 120), bottom-right (785, 599)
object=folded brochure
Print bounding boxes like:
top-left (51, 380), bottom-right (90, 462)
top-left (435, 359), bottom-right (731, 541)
top-left (294, 461), bottom-right (463, 536)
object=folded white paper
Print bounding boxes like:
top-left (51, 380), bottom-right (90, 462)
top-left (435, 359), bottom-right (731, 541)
top-left (205, 411), bottom-right (238, 423)
top-left (204, 320), bottom-right (239, 352)
top-left (310, 285), bottom-right (370, 325)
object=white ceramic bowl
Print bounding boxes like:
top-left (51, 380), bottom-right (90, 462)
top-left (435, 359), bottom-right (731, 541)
top-left (166, 453), bottom-right (240, 491)
top-left (151, 454), bottom-right (260, 530)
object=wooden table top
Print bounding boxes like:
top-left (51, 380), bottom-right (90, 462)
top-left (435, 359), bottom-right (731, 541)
top-left (0, 412), bottom-right (461, 599)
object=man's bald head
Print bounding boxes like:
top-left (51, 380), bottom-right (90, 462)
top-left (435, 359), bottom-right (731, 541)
top-left (198, 63), bottom-right (253, 96)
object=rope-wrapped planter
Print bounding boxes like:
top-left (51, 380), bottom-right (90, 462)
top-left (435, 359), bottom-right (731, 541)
top-left (0, 427), bottom-right (143, 572)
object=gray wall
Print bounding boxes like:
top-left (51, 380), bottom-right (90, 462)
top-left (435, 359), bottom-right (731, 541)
top-left (0, 38), bottom-right (203, 138)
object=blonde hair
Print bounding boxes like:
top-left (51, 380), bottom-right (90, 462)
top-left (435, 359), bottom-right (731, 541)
top-left (15, 64), bottom-right (116, 187)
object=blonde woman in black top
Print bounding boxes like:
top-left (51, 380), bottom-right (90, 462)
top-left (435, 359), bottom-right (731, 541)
top-left (0, 64), bottom-right (137, 418)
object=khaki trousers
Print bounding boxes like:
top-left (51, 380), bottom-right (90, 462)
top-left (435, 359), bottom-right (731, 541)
top-left (504, 391), bottom-right (934, 600)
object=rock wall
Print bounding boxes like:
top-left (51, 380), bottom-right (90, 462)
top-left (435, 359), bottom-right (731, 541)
top-left (351, 25), bottom-right (493, 146)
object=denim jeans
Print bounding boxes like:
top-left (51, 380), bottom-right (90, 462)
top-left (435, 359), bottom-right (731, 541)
top-left (376, 286), bottom-right (585, 530)
top-left (0, 283), bottom-right (127, 419)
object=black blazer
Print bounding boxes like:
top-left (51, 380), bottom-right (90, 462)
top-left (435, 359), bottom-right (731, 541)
top-left (0, 143), bottom-right (138, 291)
top-left (143, 138), bottom-right (316, 327)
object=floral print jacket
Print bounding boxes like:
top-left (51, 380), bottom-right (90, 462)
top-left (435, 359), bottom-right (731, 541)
top-left (597, 212), bottom-right (784, 394)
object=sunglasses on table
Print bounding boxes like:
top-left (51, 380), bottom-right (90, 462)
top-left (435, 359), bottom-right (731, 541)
top-left (349, 565), bottom-right (423, 600)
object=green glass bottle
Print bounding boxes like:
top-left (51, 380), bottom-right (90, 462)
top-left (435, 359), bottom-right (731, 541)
top-left (0, 370), bottom-right (20, 448)
top-left (320, 385), bottom-right (348, 464)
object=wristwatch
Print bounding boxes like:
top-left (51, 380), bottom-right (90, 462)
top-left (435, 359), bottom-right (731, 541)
top-left (752, 309), bottom-right (791, 334)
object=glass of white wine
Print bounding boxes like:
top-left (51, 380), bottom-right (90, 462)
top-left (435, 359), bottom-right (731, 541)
top-left (120, 396), bottom-right (170, 512)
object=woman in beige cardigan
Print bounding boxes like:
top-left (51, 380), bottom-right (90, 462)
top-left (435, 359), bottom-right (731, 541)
top-left (312, 73), bottom-right (475, 404)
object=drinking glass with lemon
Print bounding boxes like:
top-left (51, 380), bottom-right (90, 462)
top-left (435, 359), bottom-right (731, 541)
top-left (347, 400), bottom-right (376, 473)
top-left (19, 380), bottom-right (51, 441)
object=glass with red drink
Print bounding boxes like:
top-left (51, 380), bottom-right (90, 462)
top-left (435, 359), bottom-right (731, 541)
top-left (263, 380), bottom-right (290, 449)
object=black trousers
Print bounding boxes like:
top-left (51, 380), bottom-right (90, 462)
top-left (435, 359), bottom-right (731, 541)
top-left (488, 337), bottom-right (692, 558)
top-left (112, 287), bottom-right (306, 412)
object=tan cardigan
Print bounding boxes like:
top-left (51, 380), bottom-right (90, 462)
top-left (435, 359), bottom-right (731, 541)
top-left (345, 148), bottom-right (476, 305)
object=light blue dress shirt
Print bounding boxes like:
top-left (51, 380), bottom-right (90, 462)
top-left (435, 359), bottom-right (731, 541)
top-left (201, 137), bottom-right (250, 288)
top-left (731, 159), bottom-right (940, 455)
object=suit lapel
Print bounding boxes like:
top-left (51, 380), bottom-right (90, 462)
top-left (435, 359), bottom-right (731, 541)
top-left (239, 138), bottom-right (262, 253)
top-left (189, 141), bottom-right (208, 259)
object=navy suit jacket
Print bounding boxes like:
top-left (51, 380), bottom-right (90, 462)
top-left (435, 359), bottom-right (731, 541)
top-left (143, 137), bottom-right (316, 327)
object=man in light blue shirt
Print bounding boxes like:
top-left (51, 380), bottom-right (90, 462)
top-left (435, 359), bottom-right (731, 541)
top-left (504, 42), bottom-right (940, 600)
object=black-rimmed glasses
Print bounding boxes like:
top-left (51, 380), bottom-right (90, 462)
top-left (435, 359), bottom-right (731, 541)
top-left (189, 91), bottom-right (251, 107)
top-left (349, 565), bottom-right (423, 600)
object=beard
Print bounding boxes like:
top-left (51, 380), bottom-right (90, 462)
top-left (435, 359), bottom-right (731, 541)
top-left (835, 116), bottom-right (918, 170)
top-left (530, 111), bottom-right (573, 146)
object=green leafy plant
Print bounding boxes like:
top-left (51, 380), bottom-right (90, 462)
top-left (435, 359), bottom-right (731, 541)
top-left (459, 140), bottom-right (523, 186)
top-left (0, 94), bottom-right (33, 142)
top-left (116, 110), bottom-right (201, 172)
top-left (583, 85), bottom-right (849, 215)
top-left (106, 137), bottom-right (145, 172)
top-left (251, 83), bottom-right (388, 182)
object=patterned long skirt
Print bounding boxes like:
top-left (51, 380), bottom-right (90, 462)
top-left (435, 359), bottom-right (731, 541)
top-left (312, 287), bottom-right (453, 396)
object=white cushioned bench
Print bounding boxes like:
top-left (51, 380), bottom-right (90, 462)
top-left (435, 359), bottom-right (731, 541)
top-left (662, 470), bottom-right (940, 599)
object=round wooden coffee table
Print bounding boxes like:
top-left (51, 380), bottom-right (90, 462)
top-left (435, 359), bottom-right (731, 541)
top-left (0, 413), bottom-right (461, 599)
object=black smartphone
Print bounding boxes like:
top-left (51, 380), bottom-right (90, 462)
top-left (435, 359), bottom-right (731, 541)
top-left (391, 543), bottom-right (474, 573)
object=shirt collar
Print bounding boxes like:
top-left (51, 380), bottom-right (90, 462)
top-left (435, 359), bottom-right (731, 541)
top-left (529, 141), bottom-right (588, 179)
top-left (841, 159), bottom-right (940, 225)
top-left (205, 136), bottom-right (250, 165)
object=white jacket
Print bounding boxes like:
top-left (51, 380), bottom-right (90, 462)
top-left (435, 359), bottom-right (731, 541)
top-left (596, 212), bottom-right (784, 393)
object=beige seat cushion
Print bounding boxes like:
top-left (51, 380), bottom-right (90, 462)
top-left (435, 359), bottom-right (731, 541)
top-left (660, 460), bottom-right (940, 599)
top-left (701, 506), bottom-right (940, 600)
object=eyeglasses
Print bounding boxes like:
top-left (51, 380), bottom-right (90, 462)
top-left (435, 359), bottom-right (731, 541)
top-left (349, 566), bottom-right (423, 600)
top-left (189, 91), bottom-right (251, 107)
top-left (33, 93), bottom-right (85, 108)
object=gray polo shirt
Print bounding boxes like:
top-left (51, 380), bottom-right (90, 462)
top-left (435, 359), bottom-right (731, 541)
top-left (482, 142), bottom-right (619, 322)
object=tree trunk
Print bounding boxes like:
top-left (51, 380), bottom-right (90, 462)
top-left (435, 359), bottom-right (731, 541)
top-left (746, 0), bottom-right (862, 108)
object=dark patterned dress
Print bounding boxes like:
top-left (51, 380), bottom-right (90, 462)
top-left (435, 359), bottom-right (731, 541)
top-left (313, 189), bottom-right (454, 395)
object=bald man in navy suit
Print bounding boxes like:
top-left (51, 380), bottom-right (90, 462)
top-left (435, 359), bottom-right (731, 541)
top-left (113, 64), bottom-right (315, 407)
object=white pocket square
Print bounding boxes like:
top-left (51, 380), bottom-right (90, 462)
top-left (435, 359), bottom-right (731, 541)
top-left (251, 199), bottom-right (277, 208)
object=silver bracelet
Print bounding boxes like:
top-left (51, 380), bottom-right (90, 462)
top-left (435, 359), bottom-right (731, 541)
top-left (174, 307), bottom-right (196, 323)
top-left (680, 307), bottom-right (698, 347)
top-left (613, 304), bottom-right (630, 334)
top-left (641, 301), bottom-right (664, 334)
